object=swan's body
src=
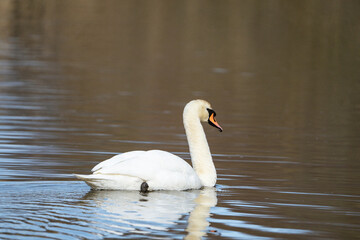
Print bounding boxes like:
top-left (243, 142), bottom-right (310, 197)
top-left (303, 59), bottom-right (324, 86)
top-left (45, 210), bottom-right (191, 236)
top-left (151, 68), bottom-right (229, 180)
top-left (77, 150), bottom-right (202, 190)
top-left (75, 99), bottom-right (222, 191)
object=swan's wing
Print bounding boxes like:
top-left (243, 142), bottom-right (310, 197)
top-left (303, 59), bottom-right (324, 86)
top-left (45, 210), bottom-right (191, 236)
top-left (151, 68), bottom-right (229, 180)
top-left (80, 150), bottom-right (201, 190)
top-left (93, 150), bottom-right (197, 181)
top-left (91, 150), bottom-right (146, 172)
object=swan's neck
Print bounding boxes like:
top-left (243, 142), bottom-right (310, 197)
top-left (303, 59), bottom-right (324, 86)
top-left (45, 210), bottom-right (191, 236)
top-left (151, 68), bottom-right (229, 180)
top-left (183, 109), bottom-right (217, 187)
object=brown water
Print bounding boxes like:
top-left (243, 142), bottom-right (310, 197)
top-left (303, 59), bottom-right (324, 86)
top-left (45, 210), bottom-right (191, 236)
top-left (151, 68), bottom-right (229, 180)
top-left (1, 1), bottom-right (360, 239)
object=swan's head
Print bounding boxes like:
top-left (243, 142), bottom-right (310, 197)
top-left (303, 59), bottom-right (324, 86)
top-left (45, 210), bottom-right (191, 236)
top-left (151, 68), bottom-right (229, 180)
top-left (184, 99), bottom-right (223, 132)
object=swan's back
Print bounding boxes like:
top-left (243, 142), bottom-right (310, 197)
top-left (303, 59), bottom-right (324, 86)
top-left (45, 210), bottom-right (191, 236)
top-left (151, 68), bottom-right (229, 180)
top-left (76, 150), bottom-right (202, 191)
top-left (91, 150), bottom-right (147, 172)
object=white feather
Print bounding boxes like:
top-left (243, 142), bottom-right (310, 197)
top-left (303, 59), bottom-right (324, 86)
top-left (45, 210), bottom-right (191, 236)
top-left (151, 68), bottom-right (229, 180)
top-left (75, 99), bottom-right (221, 191)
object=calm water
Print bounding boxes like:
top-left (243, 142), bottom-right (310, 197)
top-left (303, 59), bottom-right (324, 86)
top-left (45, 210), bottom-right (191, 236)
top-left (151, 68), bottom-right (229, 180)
top-left (1, 1), bottom-right (360, 239)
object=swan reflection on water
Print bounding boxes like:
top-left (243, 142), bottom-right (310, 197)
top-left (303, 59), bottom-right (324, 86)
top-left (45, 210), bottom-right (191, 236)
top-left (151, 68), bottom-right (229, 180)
top-left (82, 187), bottom-right (217, 238)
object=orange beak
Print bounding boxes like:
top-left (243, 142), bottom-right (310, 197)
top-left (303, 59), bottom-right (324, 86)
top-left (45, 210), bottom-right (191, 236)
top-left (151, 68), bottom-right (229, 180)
top-left (208, 113), bottom-right (223, 132)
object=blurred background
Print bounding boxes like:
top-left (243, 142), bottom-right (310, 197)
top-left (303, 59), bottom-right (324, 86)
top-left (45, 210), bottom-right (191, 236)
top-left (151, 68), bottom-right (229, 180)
top-left (0, 0), bottom-right (359, 239)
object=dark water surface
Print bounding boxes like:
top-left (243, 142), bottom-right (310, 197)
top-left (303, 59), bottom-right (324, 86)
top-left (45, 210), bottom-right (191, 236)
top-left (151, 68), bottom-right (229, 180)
top-left (1, 1), bottom-right (360, 239)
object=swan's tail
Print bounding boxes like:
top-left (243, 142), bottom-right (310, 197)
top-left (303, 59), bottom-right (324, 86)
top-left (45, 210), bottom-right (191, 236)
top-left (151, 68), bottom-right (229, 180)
top-left (74, 174), bottom-right (142, 190)
top-left (74, 174), bottom-right (97, 181)
top-left (75, 174), bottom-right (107, 189)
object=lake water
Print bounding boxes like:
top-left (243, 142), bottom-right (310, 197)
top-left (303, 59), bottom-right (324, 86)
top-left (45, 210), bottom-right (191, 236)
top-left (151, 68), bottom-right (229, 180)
top-left (0, 1), bottom-right (359, 239)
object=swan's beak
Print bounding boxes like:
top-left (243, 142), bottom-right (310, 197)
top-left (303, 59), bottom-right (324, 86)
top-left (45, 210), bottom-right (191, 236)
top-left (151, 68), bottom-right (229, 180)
top-left (208, 112), bottom-right (223, 132)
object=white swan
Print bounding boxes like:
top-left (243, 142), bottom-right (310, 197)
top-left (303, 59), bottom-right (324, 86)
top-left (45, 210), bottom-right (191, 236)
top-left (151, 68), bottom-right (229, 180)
top-left (75, 99), bottom-right (223, 191)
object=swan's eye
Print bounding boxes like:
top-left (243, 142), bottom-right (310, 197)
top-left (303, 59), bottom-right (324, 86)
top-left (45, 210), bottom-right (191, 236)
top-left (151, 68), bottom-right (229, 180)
top-left (207, 108), bottom-right (216, 117)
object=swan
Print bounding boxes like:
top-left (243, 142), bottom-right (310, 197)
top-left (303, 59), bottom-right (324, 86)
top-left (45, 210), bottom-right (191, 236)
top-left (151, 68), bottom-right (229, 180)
top-left (75, 99), bottom-right (223, 191)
